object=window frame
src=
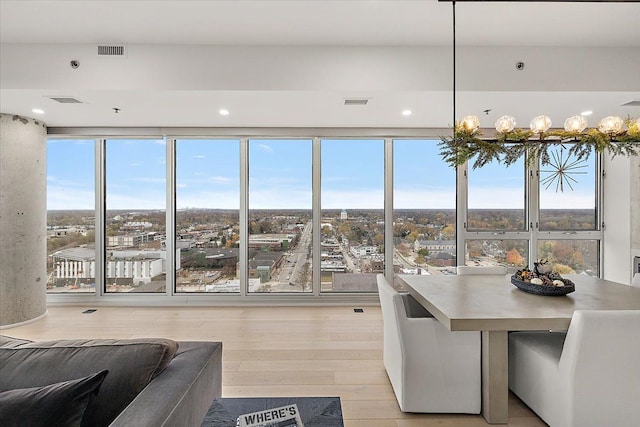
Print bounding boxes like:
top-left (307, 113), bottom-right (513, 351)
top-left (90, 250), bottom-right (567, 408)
top-left (44, 127), bottom-right (605, 304)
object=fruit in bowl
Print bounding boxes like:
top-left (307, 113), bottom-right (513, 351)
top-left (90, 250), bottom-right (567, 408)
top-left (512, 263), bottom-right (575, 293)
top-left (514, 267), bottom-right (568, 286)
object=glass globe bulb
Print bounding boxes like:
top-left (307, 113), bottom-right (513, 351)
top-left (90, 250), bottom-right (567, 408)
top-left (495, 116), bottom-right (516, 133)
top-left (460, 115), bottom-right (480, 132)
top-left (530, 115), bottom-right (552, 133)
top-left (598, 116), bottom-right (624, 134)
top-left (564, 115), bottom-right (588, 133)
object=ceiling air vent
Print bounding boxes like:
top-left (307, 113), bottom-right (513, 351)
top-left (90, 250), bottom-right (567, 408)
top-left (344, 99), bottom-right (369, 106)
top-left (98, 45), bottom-right (126, 56)
top-left (621, 100), bottom-right (640, 107)
top-left (49, 97), bottom-right (83, 104)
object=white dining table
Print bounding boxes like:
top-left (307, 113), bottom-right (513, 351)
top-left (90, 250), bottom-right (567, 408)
top-left (397, 273), bottom-right (640, 424)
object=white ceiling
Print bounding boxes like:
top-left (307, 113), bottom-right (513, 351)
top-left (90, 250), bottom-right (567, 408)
top-left (1, 0), bottom-right (639, 129)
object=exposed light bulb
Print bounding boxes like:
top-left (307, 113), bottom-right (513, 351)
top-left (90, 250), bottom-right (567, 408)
top-left (460, 115), bottom-right (480, 132)
top-left (219, 109), bottom-right (229, 116)
top-left (495, 116), bottom-right (516, 133)
top-left (598, 116), bottom-right (624, 134)
top-left (581, 110), bottom-right (593, 117)
top-left (31, 108), bottom-right (44, 115)
top-left (530, 115), bottom-right (552, 133)
top-left (402, 109), bottom-right (412, 116)
top-left (564, 115), bottom-right (588, 133)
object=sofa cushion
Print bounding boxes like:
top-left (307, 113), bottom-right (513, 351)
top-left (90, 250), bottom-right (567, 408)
top-left (0, 370), bottom-right (108, 427)
top-left (0, 335), bottom-right (33, 348)
top-left (0, 338), bottom-right (178, 427)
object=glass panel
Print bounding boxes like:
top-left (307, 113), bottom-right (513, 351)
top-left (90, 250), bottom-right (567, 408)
top-left (46, 139), bottom-right (96, 293)
top-left (248, 139), bottom-right (313, 293)
top-left (321, 139), bottom-right (384, 292)
top-left (540, 146), bottom-right (597, 231)
top-left (537, 239), bottom-right (599, 276)
top-left (465, 239), bottom-right (528, 273)
top-left (467, 158), bottom-right (526, 231)
top-left (105, 139), bottom-right (166, 293)
top-left (393, 139), bottom-right (456, 283)
top-left (175, 139), bottom-right (240, 293)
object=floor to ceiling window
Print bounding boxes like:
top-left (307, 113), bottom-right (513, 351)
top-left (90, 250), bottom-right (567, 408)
top-left (46, 139), bottom-right (96, 294)
top-left (464, 154), bottom-right (529, 272)
top-left (393, 139), bottom-right (456, 286)
top-left (462, 144), bottom-right (601, 275)
top-left (536, 146), bottom-right (601, 275)
top-left (175, 139), bottom-right (240, 293)
top-left (45, 132), bottom-right (605, 301)
top-left (105, 138), bottom-right (166, 293)
top-left (320, 139), bottom-right (384, 292)
top-left (248, 139), bottom-right (313, 293)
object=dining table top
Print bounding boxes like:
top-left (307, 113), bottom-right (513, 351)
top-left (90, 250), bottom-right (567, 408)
top-left (397, 273), bottom-right (640, 332)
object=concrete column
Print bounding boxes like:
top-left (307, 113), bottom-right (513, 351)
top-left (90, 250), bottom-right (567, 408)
top-left (0, 113), bottom-right (47, 327)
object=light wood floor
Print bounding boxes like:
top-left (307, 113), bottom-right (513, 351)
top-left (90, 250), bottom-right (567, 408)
top-left (5, 305), bottom-right (546, 427)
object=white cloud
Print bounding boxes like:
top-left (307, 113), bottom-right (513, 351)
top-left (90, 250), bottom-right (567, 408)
top-left (47, 186), bottom-right (95, 210)
top-left (394, 188), bottom-right (456, 209)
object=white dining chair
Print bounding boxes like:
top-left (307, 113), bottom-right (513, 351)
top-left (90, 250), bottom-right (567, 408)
top-left (456, 265), bottom-right (507, 275)
top-left (376, 274), bottom-right (481, 413)
top-left (509, 310), bottom-right (640, 427)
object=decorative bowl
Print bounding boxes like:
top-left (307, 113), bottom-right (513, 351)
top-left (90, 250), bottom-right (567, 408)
top-left (510, 275), bottom-right (575, 296)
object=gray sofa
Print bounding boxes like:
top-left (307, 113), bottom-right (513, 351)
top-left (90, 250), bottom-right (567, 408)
top-left (0, 336), bottom-right (222, 427)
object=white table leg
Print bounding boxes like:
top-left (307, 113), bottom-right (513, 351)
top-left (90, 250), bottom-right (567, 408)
top-left (482, 330), bottom-right (508, 424)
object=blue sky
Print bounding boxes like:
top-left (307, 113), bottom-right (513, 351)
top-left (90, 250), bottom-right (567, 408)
top-left (47, 138), bottom-right (595, 211)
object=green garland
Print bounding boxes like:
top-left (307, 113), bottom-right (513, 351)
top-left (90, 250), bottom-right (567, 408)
top-left (439, 117), bottom-right (640, 169)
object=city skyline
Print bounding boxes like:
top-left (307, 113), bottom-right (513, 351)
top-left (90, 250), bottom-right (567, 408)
top-left (47, 138), bottom-right (596, 211)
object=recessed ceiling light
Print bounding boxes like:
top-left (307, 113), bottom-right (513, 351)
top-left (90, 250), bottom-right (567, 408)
top-left (402, 109), bottom-right (412, 116)
top-left (219, 109), bottom-right (229, 116)
top-left (32, 108), bottom-right (45, 114)
top-left (581, 110), bottom-right (593, 116)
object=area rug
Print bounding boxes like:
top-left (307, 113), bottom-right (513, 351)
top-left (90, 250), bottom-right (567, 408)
top-left (201, 397), bottom-right (343, 427)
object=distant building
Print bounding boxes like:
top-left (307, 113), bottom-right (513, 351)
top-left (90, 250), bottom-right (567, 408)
top-left (332, 273), bottom-right (377, 292)
top-left (107, 233), bottom-right (155, 248)
top-left (47, 226), bottom-right (90, 238)
top-left (205, 278), bottom-right (261, 293)
top-left (181, 248), bottom-right (238, 271)
top-left (350, 245), bottom-right (378, 258)
top-left (50, 247), bottom-right (181, 287)
top-left (414, 239), bottom-right (456, 254)
top-left (248, 234), bottom-right (295, 251)
top-left (248, 251), bottom-right (284, 282)
top-left (428, 251), bottom-right (456, 267)
top-left (340, 209), bottom-right (348, 220)
top-left (321, 261), bottom-right (347, 273)
top-left (360, 256), bottom-right (384, 273)
top-left (122, 221), bottom-right (153, 230)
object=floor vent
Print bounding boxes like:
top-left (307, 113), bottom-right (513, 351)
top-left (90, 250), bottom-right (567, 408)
top-left (354, 308), bottom-right (364, 313)
top-left (98, 45), bottom-right (126, 56)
